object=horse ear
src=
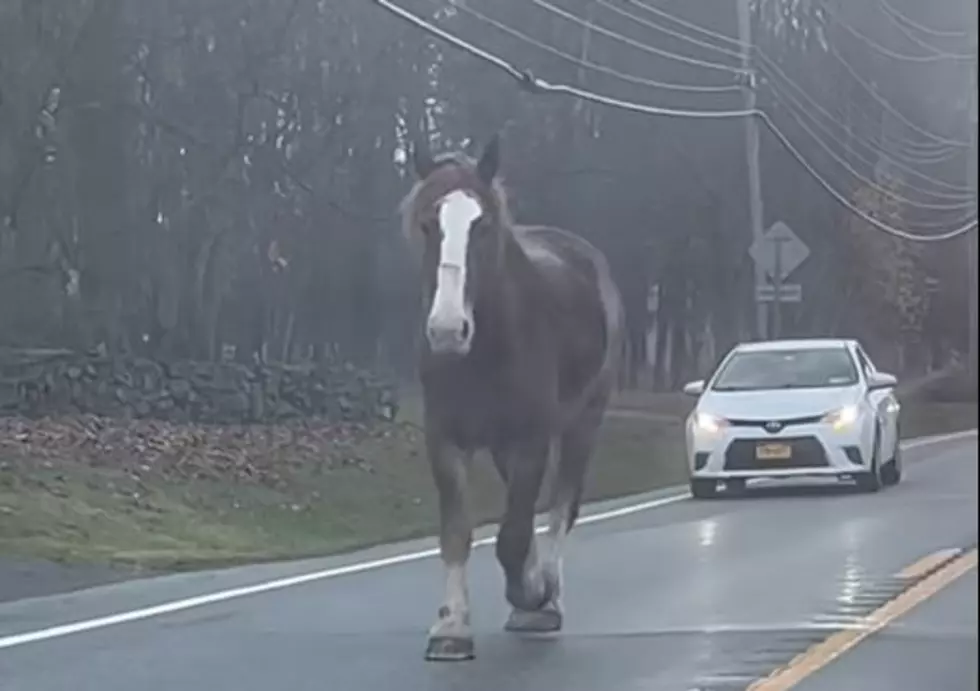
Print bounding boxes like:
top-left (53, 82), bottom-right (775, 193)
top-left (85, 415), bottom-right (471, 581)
top-left (410, 138), bottom-right (435, 179)
top-left (476, 134), bottom-right (500, 184)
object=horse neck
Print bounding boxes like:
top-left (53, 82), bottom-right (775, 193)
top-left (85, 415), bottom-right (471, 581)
top-left (471, 224), bottom-right (541, 345)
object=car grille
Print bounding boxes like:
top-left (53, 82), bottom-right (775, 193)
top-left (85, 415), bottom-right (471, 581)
top-left (726, 414), bottom-right (825, 432)
top-left (723, 436), bottom-right (829, 471)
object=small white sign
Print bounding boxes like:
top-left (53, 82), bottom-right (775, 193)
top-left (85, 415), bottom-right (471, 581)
top-left (755, 283), bottom-right (803, 303)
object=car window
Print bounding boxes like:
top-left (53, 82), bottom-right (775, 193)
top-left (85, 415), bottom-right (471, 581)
top-left (710, 347), bottom-right (860, 391)
top-left (855, 346), bottom-right (875, 375)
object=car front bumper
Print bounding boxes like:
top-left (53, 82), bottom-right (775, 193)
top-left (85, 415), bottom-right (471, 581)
top-left (686, 419), bottom-right (875, 479)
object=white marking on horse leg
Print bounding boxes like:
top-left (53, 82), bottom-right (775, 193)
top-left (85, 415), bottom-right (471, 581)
top-left (431, 563), bottom-right (470, 635)
top-left (536, 435), bottom-right (568, 600)
top-left (544, 504), bottom-right (569, 602)
top-left (426, 190), bottom-right (482, 354)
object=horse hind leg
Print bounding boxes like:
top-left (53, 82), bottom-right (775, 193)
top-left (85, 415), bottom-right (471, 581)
top-left (425, 439), bottom-right (475, 661)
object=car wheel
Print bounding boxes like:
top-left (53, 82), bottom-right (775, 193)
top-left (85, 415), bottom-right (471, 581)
top-left (881, 439), bottom-right (902, 487)
top-left (689, 478), bottom-right (718, 499)
top-left (855, 423), bottom-right (883, 493)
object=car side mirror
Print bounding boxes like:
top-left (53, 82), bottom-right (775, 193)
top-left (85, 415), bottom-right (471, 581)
top-left (867, 371), bottom-right (897, 390)
top-left (682, 380), bottom-right (705, 397)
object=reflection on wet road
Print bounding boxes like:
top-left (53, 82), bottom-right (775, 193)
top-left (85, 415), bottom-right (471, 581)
top-left (0, 435), bottom-right (975, 691)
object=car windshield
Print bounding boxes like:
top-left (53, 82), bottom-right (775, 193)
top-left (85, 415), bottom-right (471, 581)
top-left (710, 347), bottom-right (859, 391)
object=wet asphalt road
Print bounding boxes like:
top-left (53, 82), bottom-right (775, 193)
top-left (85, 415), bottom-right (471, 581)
top-left (0, 433), bottom-right (975, 691)
top-left (797, 567), bottom-right (977, 691)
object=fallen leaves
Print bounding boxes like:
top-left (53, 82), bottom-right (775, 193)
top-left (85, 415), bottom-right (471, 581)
top-left (0, 414), bottom-right (414, 489)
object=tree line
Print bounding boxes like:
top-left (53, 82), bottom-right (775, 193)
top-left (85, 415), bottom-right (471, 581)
top-left (0, 0), bottom-right (974, 389)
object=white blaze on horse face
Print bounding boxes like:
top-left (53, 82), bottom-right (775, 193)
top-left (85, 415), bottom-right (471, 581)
top-left (426, 190), bottom-right (482, 354)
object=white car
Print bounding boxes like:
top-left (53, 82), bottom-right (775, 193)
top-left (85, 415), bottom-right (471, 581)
top-left (682, 338), bottom-right (902, 499)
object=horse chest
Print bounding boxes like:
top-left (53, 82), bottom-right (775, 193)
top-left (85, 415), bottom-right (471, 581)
top-left (422, 359), bottom-right (554, 450)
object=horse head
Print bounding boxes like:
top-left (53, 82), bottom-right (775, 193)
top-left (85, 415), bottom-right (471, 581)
top-left (401, 134), bottom-right (511, 357)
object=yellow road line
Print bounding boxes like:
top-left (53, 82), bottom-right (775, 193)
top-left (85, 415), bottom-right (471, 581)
top-left (897, 547), bottom-right (964, 580)
top-left (748, 548), bottom-right (978, 691)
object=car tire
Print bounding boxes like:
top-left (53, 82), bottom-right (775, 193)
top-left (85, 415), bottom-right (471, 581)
top-left (881, 438), bottom-right (902, 487)
top-left (855, 423), bottom-right (883, 493)
top-left (689, 478), bottom-right (718, 499)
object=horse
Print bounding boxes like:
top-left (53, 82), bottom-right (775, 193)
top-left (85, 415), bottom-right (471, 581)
top-left (399, 134), bottom-right (626, 661)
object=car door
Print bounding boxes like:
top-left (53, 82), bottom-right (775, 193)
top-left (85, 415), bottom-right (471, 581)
top-left (855, 345), bottom-right (900, 455)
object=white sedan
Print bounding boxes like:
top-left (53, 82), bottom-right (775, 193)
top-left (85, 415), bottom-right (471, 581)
top-left (681, 338), bottom-right (902, 498)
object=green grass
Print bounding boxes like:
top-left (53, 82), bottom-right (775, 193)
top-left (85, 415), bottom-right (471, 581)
top-left (0, 396), bottom-right (974, 572)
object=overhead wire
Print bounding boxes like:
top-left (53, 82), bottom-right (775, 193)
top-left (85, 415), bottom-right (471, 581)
top-left (617, 0), bottom-right (972, 149)
top-left (553, 0), bottom-right (966, 168)
top-left (446, 1), bottom-right (743, 93)
top-left (589, 0), bottom-right (972, 195)
top-left (765, 83), bottom-right (971, 210)
top-left (371, 0), bottom-right (757, 118)
top-left (529, 0), bottom-right (744, 74)
top-left (877, 0), bottom-right (969, 40)
top-left (816, 0), bottom-right (974, 64)
top-left (876, 3), bottom-right (974, 60)
top-left (823, 41), bottom-right (971, 148)
top-left (368, 0), bottom-right (977, 242)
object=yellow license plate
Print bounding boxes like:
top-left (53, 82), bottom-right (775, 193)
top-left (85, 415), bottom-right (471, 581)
top-left (756, 442), bottom-right (792, 460)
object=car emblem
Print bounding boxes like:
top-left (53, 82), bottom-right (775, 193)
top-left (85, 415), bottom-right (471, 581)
top-left (764, 420), bottom-right (782, 433)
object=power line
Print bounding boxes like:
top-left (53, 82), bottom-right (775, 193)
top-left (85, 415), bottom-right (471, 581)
top-left (818, 0), bottom-right (974, 63)
top-left (529, 0), bottom-right (743, 74)
top-left (877, 0), bottom-right (969, 40)
top-left (618, 0), bottom-right (973, 149)
top-left (593, 0), bottom-right (972, 191)
top-left (463, 0), bottom-right (972, 206)
top-left (766, 81), bottom-right (972, 208)
top-left (450, 1), bottom-right (743, 93)
top-left (876, 2), bottom-right (973, 60)
top-left (756, 59), bottom-right (967, 171)
top-left (594, 0), bottom-right (743, 61)
top-left (373, 0), bottom-right (756, 118)
top-left (368, 0), bottom-right (977, 242)
top-left (824, 41), bottom-right (972, 148)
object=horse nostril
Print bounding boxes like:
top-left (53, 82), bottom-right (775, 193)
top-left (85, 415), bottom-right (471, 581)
top-left (460, 320), bottom-right (471, 341)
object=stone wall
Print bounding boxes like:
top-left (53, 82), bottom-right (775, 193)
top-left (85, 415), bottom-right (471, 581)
top-left (0, 348), bottom-right (397, 425)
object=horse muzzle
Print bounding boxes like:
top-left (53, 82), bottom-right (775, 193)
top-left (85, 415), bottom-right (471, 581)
top-left (426, 314), bottom-right (474, 356)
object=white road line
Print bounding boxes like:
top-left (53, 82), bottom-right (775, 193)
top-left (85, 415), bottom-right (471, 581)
top-left (0, 428), bottom-right (975, 651)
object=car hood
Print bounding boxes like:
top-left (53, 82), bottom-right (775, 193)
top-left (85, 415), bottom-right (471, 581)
top-left (698, 386), bottom-right (861, 420)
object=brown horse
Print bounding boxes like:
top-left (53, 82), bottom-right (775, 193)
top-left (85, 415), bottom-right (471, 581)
top-left (400, 135), bottom-right (625, 661)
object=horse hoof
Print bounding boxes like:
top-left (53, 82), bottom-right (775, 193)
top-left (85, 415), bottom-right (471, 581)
top-left (425, 635), bottom-right (475, 661)
top-left (504, 605), bottom-right (563, 633)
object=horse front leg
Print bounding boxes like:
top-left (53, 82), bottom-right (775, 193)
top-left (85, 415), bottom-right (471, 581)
top-left (425, 435), bottom-right (475, 661)
top-left (494, 436), bottom-right (562, 632)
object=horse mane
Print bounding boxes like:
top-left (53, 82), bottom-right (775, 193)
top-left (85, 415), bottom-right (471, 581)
top-left (398, 151), bottom-right (515, 246)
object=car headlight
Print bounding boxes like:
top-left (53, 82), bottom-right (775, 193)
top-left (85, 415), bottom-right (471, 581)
top-left (822, 404), bottom-right (860, 430)
top-left (692, 412), bottom-right (729, 434)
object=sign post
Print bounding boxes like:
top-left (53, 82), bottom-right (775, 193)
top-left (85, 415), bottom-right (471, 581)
top-left (749, 221), bottom-right (810, 339)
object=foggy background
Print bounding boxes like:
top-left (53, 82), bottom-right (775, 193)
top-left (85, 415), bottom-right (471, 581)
top-left (0, 0), bottom-right (975, 392)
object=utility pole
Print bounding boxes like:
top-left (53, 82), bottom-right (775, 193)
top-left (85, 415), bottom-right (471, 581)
top-left (968, 51), bottom-right (978, 382)
top-left (737, 0), bottom-right (768, 341)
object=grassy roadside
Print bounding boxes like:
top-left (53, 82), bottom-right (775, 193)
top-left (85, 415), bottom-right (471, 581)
top-left (0, 396), bottom-right (975, 573)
